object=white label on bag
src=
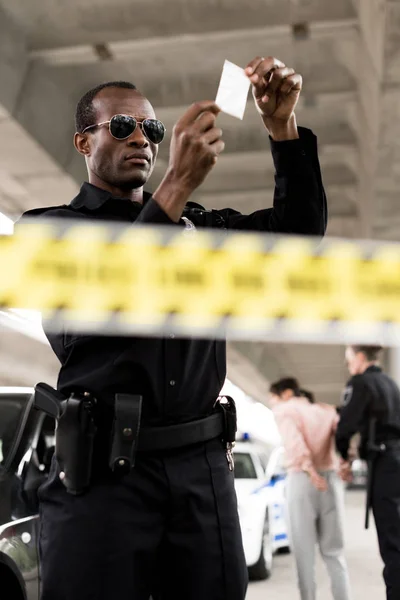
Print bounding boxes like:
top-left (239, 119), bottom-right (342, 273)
top-left (215, 60), bottom-right (251, 120)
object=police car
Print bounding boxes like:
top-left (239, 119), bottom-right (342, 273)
top-left (233, 438), bottom-right (289, 580)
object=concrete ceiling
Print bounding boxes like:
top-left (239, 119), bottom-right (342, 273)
top-left (0, 0), bottom-right (398, 405)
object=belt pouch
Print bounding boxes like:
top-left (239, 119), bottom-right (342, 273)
top-left (56, 395), bottom-right (96, 495)
top-left (216, 395), bottom-right (237, 444)
top-left (109, 394), bottom-right (142, 474)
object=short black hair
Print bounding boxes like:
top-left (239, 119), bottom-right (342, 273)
top-left (300, 389), bottom-right (315, 404)
top-left (350, 345), bottom-right (383, 362)
top-left (270, 377), bottom-right (301, 397)
top-left (75, 81), bottom-right (138, 133)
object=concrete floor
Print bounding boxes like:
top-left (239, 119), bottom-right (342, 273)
top-left (247, 489), bottom-right (385, 600)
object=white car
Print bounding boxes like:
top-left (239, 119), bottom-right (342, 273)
top-left (233, 441), bottom-right (290, 581)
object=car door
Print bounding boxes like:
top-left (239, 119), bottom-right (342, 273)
top-left (0, 388), bottom-right (43, 600)
top-left (265, 447), bottom-right (290, 552)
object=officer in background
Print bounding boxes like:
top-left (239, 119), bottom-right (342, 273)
top-left (336, 345), bottom-right (400, 600)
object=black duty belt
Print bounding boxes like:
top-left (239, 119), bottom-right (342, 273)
top-left (108, 394), bottom-right (234, 474)
top-left (34, 383), bottom-right (234, 494)
top-left (109, 394), bottom-right (224, 463)
top-left (137, 413), bottom-right (224, 452)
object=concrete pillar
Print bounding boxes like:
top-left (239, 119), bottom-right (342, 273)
top-left (0, 6), bottom-right (28, 117)
top-left (352, 0), bottom-right (386, 238)
top-left (388, 347), bottom-right (400, 386)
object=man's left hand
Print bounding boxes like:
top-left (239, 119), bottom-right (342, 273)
top-left (245, 56), bottom-right (302, 140)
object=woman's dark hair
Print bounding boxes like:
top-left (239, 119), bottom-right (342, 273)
top-left (270, 377), bottom-right (301, 397)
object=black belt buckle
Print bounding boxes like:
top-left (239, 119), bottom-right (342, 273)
top-left (215, 395), bottom-right (237, 471)
top-left (109, 394), bottom-right (142, 475)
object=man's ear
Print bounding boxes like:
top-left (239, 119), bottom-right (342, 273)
top-left (74, 132), bottom-right (91, 156)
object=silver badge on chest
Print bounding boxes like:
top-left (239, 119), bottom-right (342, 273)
top-left (342, 385), bottom-right (353, 406)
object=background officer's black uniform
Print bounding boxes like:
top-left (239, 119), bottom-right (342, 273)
top-left (336, 365), bottom-right (400, 600)
top-left (22, 127), bottom-right (326, 600)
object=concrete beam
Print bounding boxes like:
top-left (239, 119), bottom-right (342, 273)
top-left (235, 341), bottom-right (349, 406)
top-left (0, 326), bottom-right (58, 387)
top-left (0, 0), bottom-right (354, 51)
top-left (25, 1), bottom-right (357, 56)
top-left (226, 343), bottom-right (271, 406)
top-left (229, 341), bottom-right (303, 400)
top-left (33, 51), bottom-right (357, 117)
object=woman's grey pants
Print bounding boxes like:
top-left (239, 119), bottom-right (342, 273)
top-left (286, 471), bottom-right (352, 600)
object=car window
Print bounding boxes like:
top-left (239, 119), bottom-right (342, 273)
top-left (0, 396), bottom-right (28, 466)
top-left (234, 452), bottom-right (257, 479)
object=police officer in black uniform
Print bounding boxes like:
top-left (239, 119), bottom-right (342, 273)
top-left (336, 345), bottom-right (400, 600)
top-left (20, 55), bottom-right (327, 600)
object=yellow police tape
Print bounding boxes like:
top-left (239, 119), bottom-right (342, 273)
top-left (1, 219), bottom-right (400, 343)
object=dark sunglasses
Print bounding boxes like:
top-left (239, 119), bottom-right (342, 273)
top-left (82, 114), bottom-right (166, 144)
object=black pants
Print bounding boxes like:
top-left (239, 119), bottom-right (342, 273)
top-left (372, 449), bottom-right (400, 600)
top-left (38, 438), bottom-right (248, 600)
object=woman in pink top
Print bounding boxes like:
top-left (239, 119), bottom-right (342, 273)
top-left (270, 377), bottom-right (352, 600)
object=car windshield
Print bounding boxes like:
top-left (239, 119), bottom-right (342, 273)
top-left (0, 396), bottom-right (28, 466)
top-left (234, 452), bottom-right (258, 479)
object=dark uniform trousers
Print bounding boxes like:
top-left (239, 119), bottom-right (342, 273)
top-left (38, 438), bottom-right (248, 600)
top-left (372, 449), bottom-right (400, 600)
